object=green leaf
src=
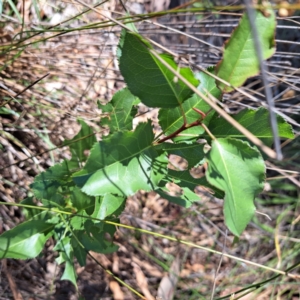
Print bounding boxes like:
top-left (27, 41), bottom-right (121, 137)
top-left (92, 194), bottom-right (126, 220)
top-left (55, 237), bottom-right (77, 287)
top-left (0, 220), bottom-right (54, 259)
top-left (124, 13), bottom-right (139, 33)
top-left (70, 213), bottom-right (88, 230)
top-left (98, 87), bottom-right (139, 132)
top-left (31, 179), bottom-right (65, 208)
top-left (30, 160), bottom-right (75, 209)
top-left (205, 138), bottom-right (265, 236)
top-left (165, 169), bottom-right (224, 199)
top-left (216, 9), bottom-right (276, 93)
top-left (21, 197), bottom-right (41, 219)
top-left (71, 233), bottom-right (87, 267)
top-left (73, 121), bottom-right (168, 196)
top-left (61, 255), bottom-right (77, 288)
top-left (157, 187), bottom-right (200, 208)
top-left (70, 187), bottom-right (94, 212)
top-left (31, 160), bottom-right (77, 208)
top-left (156, 142), bottom-right (205, 168)
top-left (158, 70), bottom-right (220, 142)
top-left (63, 119), bottom-right (97, 167)
top-left (33, 159), bottom-right (74, 183)
top-left (205, 107), bottom-right (294, 146)
top-left (76, 226), bottom-right (118, 254)
top-left (118, 30), bottom-right (198, 108)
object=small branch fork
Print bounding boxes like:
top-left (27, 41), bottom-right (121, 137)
top-left (156, 107), bottom-right (211, 144)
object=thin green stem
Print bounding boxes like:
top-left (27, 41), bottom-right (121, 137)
top-left (1, 201), bottom-right (299, 279)
top-left (60, 213), bottom-right (146, 299)
top-left (0, 201), bottom-right (73, 215)
top-left (104, 220), bottom-right (299, 279)
top-left (88, 252), bottom-right (146, 299)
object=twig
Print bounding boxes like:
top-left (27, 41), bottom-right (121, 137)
top-left (266, 161), bottom-right (300, 188)
top-left (2, 259), bottom-right (23, 300)
top-left (149, 49), bottom-right (278, 159)
top-left (244, 0), bottom-right (282, 160)
top-left (0, 73), bottom-right (49, 107)
top-left (210, 230), bottom-right (228, 300)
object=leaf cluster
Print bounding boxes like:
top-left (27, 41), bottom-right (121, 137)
top-left (0, 7), bottom-right (294, 289)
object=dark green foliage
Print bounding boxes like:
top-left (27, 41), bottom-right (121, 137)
top-left (0, 8), bottom-right (294, 289)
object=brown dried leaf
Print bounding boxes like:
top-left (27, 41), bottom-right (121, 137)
top-left (157, 254), bottom-right (182, 300)
top-left (133, 263), bottom-right (155, 300)
top-left (109, 281), bottom-right (124, 300)
top-left (132, 256), bottom-right (163, 278)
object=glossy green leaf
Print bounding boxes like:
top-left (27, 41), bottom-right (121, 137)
top-left (205, 138), bottom-right (265, 236)
top-left (216, 9), bottom-right (276, 92)
top-left (156, 142), bottom-right (205, 168)
top-left (118, 30), bottom-right (198, 108)
top-left (92, 194), bottom-right (126, 220)
top-left (69, 213), bottom-right (88, 230)
top-left (61, 256), bottom-right (77, 287)
top-left (98, 87), bottom-right (139, 132)
top-left (205, 107), bottom-right (294, 145)
top-left (73, 122), bottom-right (168, 196)
top-left (0, 220), bottom-right (54, 259)
top-left (63, 119), bottom-right (97, 167)
top-left (158, 70), bottom-right (220, 142)
top-left (55, 237), bottom-right (77, 287)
